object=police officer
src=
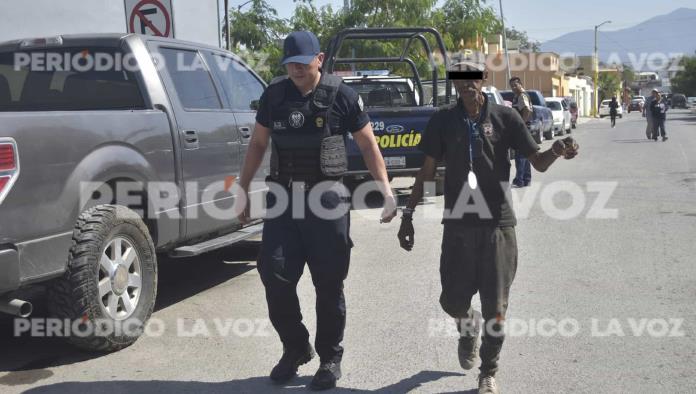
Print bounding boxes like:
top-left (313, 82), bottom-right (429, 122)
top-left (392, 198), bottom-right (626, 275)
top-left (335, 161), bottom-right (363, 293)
top-left (237, 31), bottom-right (397, 390)
top-left (509, 76), bottom-right (534, 187)
top-left (397, 60), bottom-right (579, 394)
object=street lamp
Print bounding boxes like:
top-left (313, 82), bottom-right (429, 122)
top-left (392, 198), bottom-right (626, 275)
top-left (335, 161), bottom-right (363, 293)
top-left (223, 0), bottom-right (254, 50)
top-left (593, 20), bottom-right (611, 117)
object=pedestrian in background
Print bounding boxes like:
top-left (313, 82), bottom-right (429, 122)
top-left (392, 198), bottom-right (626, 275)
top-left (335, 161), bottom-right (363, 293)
top-left (609, 96), bottom-right (619, 128)
top-left (509, 77), bottom-right (533, 187)
top-left (643, 89), bottom-right (657, 139)
top-left (650, 91), bottom-right (668, 142)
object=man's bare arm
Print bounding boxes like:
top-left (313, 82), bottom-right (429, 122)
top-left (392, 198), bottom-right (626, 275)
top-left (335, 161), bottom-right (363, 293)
top-left (528, 137), bottom-right (579, 173)
top-left (405, 156), bottom-right (438, 210)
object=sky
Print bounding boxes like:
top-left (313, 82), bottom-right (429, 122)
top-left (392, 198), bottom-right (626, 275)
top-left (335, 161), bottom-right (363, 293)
top-left (240, 0), bottom-right (692, 42)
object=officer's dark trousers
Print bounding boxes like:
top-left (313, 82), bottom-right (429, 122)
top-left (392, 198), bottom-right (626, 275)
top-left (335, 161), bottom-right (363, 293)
top-left (258, 182), bottom-right (352, 363)
top-left (439, 225), bottom-right (518, 377)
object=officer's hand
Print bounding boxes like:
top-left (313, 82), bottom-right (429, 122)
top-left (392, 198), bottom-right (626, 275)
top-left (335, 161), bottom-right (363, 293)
top-left (380, 195), bottom-right (398, 224)
top-left (236, 190), bottom-right (251, 225)
top-left (398, 219), bottom-right (415, 251)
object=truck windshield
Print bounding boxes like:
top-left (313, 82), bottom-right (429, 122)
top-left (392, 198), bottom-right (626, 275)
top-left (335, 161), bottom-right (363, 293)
top-left (344, 80), bottom-right (417, 108)
top-left (0, 47), bottom-right (145, 112)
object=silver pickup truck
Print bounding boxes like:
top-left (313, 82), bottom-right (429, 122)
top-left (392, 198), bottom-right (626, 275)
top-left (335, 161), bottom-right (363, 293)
top-left (0, 33), bottom-right (268, 351)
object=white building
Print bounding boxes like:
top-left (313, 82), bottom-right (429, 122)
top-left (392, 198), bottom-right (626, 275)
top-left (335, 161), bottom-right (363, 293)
top-left (0, 0), bottom-right (222, 47)
top-left (567, 76), bottom-right (593, 117)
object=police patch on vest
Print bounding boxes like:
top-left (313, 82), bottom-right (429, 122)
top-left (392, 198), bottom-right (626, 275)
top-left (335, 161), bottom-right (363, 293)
top-left (273, 121), bottom-right (286, 130)
top-left (289, 111), bottom-right (305, 128)
top-left (315, 116), bottom-right (324, 128)
top-left (482, 122), bottom-right (494, 137)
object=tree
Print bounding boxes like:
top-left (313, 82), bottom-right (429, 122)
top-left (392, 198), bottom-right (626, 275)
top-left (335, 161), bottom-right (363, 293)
top-left (433, 0), bottom-right (502, 50)
top-left (598, 72), bottom-right (620, 102)
top-left (222, 0), bottom-right (532, 82)
top-left (622, 64), bottom-right (635, 85)
top-left (671, 56), bottom-right (696, 96)
top-left (222, 0), bottom-right (289, 80)
top-left (505, 27), bottom-right (540, 52)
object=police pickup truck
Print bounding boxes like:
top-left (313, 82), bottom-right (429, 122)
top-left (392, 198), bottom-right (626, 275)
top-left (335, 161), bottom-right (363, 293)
top-left (0, 34), bottom-right (268, 351)
top-left (324, 28), bottom-right (454, 192)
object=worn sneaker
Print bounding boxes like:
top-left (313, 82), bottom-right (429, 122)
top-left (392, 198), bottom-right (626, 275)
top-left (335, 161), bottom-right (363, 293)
top-left (270, 343), bottom-right (315, 384)
top-left (479, 375), bottom-right (500, 394)
top-left (310, 361), bottom-right (342, 390)
top-left (457, 313), bottom-right (481, 370)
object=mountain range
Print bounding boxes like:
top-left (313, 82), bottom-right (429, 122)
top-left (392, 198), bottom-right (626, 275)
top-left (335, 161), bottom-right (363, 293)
top-left (540, 8), bottom-right (696, 69)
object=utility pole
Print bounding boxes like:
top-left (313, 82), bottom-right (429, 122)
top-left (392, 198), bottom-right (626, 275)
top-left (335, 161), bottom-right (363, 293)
top-left (593, 20), bottom-right (611, 117)
top-left (499, 0), bottom-right (512, 87)
top-left (223, 0), bottom-right (230, 50)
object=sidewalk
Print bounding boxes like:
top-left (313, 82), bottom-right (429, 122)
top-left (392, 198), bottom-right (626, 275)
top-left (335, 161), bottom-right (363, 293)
top-left (576, 116), bottom-right (597, 125)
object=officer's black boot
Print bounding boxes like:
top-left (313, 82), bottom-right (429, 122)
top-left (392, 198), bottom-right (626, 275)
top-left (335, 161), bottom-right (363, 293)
top-left (270, 343), bottom-right (315, 384)
top-left (310, 360), bottom-right (342, 390)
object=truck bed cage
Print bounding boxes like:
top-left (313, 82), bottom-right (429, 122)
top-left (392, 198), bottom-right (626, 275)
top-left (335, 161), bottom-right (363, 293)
top-left (325, 27), bottom-right (452, 106)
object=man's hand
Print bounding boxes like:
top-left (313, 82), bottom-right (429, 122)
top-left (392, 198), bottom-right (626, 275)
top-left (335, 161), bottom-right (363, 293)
top-left (552, 137), bottom-right (579, 160)
top-left (380, 194), bottom-right (398, 223)
top-left (398, 219), bottom-right (415, 251)
top-left (236, 189), bottom-right (251, 225)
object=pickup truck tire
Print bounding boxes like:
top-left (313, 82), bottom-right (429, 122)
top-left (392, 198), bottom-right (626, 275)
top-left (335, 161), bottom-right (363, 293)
top-left (48, 205), bottom-right (157, 352)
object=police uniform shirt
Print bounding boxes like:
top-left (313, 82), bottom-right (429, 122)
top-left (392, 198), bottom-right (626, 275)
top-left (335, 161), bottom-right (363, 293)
top-left (419, 95), bottom-right (539, 227)
top-left (512, 91), bottom-right (533, 118)
top-left (256, 76), bottom-right (370, 135)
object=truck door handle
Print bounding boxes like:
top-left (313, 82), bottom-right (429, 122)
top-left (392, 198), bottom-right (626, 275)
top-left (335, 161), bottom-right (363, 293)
top-left (239, 127), bottom-right (251, 138)
top-left (183, 130), bottom-right (199, 149)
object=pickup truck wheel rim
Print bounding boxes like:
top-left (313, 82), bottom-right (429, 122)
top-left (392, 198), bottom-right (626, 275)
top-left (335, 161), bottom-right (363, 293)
top-left (98, 237), bottom-right (142, 320)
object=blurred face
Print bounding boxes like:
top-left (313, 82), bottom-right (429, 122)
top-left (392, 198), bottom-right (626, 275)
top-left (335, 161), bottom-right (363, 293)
top-left (286, 53), bottom-right (325, 90)
top-left (453, 78), bottom-right (485, 100)
top-left (451, 66), bottom-right (487, 101)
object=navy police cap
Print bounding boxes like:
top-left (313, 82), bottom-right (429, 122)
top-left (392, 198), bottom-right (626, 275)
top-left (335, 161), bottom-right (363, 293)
top-left (281, 31), bottom-right (321, 65)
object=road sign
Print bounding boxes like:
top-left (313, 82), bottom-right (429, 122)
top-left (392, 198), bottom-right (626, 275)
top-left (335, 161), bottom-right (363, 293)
top-left (125, 0), bottom-right (174, 38)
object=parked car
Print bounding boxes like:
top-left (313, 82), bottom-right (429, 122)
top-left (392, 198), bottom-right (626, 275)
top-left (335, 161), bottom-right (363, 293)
top-left (483, 86), bottom-right (511, 108)
top-left (546, 97), bottom-right (571, 136)
top-left (525, 90), bottom-right (554, 140)
top-left (599, 99), bottom-right (624, 118)
top-left (0, 34), bottom-right (269, 351)
top-left (671, 94), bottom-right (687, 109)
top-left (628, 99), bottom-right (643, 113)
top-left (687, 97), bottom-right (696, 108)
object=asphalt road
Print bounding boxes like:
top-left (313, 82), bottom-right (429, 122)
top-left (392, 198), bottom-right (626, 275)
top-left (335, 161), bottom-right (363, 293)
top-left (1, 110), bottom-right (695, 393)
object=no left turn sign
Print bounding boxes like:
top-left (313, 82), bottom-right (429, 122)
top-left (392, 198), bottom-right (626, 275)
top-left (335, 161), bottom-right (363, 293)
top-left (125, 0), bottom-right (174, 37)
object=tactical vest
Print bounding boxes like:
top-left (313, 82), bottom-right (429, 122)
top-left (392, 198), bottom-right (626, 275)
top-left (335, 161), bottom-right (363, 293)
top-left (267, 74), bottom-right (347, 184)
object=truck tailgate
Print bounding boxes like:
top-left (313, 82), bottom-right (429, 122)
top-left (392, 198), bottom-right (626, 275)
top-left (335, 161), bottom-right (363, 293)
top-left (347, 106), bottom-right (437, 174)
